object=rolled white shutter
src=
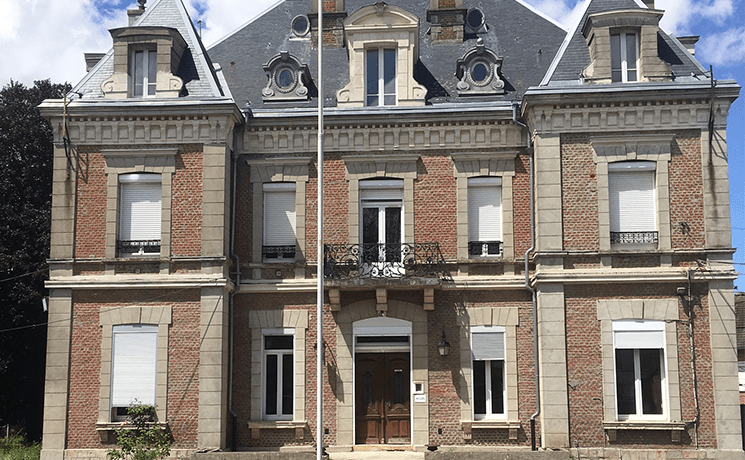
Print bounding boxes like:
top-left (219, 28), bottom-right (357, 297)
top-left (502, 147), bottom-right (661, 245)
top-left (111, 325), bottom-right (157, 407)
top-left (608, 163), bottom-right (655, 233)
top-left (472, 329), bottom-right (505, 361)
top-left (360, 179), bottom-right (404, 201)
top-left (468, 177), bottom-right (502, 242)
top-left (613, 321), bottom-right (665, 349)
top-left (264, 183), bottom-right (296, 246)
top-left (119, 174), bottom-right (162, 241)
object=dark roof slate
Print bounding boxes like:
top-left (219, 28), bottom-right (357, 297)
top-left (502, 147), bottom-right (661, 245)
top-left (545, 0), bottom-right (706, 84)
top-left (207, 0), bottom-right (567, 109)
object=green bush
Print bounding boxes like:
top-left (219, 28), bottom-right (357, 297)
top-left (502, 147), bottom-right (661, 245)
top-left (0, 435), bottom-right (41, 460)
top-left (106, 405), bottom-right (171, 460)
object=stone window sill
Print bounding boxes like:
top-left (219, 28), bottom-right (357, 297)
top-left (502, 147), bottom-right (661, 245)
top-left (247, 420), bottom-right (307, 440)
top-left (603, 421), bottom-right (686, 443)
top-left (95, 421), bottom-right (170, 444)
top-left (462, 420), bottom-right (521, 440)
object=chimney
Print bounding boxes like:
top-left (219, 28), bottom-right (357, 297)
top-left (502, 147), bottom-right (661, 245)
top-left (84, 53), bottom-right (106, 72)
top-left (643, 0), bottom-right (654, 9)
top-left (677, 36), bottom-right (700, 56)
top-left (309, 0), bottom-right (347, 48)
top-left (127, 0), bottom-right (146, 25)
top-left (427, 0), bottom-right (466, 44)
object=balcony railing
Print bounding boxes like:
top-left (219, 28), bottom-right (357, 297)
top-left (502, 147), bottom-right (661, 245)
top-left (263, 245), bottom-right (296, 260)
top-left (118, 240), bottom-right (161, 256)
top-left (468, 241), bottom-right (503, 257)
top-left (324, 243), bottom-right (447, 279)
top-left (610, 231), bottom-right (658, 245)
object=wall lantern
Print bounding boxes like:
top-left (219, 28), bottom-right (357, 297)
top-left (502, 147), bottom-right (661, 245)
top-left (438, 328), bottom-right (450, 357)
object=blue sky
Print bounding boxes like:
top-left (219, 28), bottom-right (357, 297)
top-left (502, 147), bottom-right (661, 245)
top-left (1, 0), bottom-right (743, 287)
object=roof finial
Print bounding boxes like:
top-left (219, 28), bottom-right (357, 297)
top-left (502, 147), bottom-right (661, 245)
top-left (138, 0), bottom-right (146, 10)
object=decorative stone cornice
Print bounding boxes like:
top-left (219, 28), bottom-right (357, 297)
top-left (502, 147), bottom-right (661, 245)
top-left (244, 119), bottom-right (524, 155)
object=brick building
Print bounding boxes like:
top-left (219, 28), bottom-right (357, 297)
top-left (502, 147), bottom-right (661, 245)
top-left (39, 0), bottom-right (742, 459)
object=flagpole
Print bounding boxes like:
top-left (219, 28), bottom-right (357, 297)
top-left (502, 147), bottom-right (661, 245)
top-left (316, 0), bottom-right (324, 459)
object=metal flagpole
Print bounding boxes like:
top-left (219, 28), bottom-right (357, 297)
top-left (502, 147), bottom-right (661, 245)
top-left (316, 0), bottom-right (324, 459)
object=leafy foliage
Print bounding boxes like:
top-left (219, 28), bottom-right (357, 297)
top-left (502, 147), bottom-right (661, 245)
top-left (106, 405), bottom-right (171, 460)
top-left (0, 435), bottom-right (41, 460)
top-left (0, 79), bottom-right (70, 441)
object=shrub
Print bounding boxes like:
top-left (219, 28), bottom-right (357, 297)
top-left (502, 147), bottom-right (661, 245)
top-left (106, 405), bottom-right (171, 460)
top-left (0, 435), bottom-right (41, 460)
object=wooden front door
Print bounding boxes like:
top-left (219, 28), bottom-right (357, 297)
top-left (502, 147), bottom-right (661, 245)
top-left (355, 353), bottom-right (411, 444)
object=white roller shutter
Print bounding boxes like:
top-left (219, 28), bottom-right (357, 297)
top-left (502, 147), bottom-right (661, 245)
top-left (111, 325), bottom-right (157, 407)
top-left (468, 177), bottom-right (502, 242)
top-left (608, 162), bottom-right (656, 233)
top-left (264, 183), bottom-right (296, 246)
top-left (471, 326), bottom-right (505, 361)
top-left (613, 321), bottom-right (664, 349)
top-left (360, 179), bottom-right (404, 201)
top-left (119, 174), bottom-right (162, 241)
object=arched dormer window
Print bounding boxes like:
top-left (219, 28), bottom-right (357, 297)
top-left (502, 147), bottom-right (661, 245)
top-left (456, 38), bottom-right (505, 96)
top-left (262, 52), bottom-right (312, 102)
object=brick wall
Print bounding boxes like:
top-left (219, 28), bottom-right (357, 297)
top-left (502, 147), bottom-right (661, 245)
top-left (66, 290), bottom-right (201, 450)
top-left (75, 148), bottom-right (107, 258)
top-left (170, 145), bottom-right (204, 257)
top-left (669, 132), bottom-right (706, 249)
top-left (414, 155), bottom-right (457, 258)
top-left (561, 134), bottom-right (599, 251)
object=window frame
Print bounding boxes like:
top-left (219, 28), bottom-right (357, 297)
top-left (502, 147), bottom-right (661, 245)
top-left (611, 31), bottom-right (639, 83)
top-left (131, 48), bottom-right (157, 97)
top-left (365, 47), bottom-right (397, 107)
top-left (262, 182), bottom-right (297, 262)
top-left (470, 326), bottom-right (507, 420)
top-left (612, 321), bottom-right (668, 421)
top-left (467, 177), bottom-right (503, 257)
top-left (110, 324), bottom-right (158, 421)
top-left (262, 328), bottom-right (295, 421)
top-left (118, 173), bottom-right (163, 257)
top-left (607, 161), bottom-right (658, 247)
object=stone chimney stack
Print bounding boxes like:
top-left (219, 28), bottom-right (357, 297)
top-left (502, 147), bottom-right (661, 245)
top-left (427, 0), bottom-right (467, 43)
top-left (127, 0), bottom-right (146, 25)
top-left (310, 0), bottom-right (347, 48)
top-left (678, 36), bottom-right (700, 56)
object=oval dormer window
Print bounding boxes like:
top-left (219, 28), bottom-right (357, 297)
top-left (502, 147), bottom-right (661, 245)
top-left (276, 67), bottom-right (296, 91)
top-left (466, 8), bottom-right (485, 30)
top-left (471, 62), bottom-right (489, 84)
top-left (291, 15), bottom-right (310, 37)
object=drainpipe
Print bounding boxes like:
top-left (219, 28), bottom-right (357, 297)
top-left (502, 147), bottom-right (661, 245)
top-left (227, 130), bottom-right (242, 451)
top-left (513, 102), bottom-right (539, 450)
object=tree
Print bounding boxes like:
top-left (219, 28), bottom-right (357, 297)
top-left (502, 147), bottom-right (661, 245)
top-left (107, 404), bottom-right (171, 460)
top-left (0, 79), bottom-right (70, 441)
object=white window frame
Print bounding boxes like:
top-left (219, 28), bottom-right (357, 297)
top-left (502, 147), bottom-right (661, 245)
top-left (110, 324), bottom-right (158, 421)
top-left (131, 48), bottom-right (157, 97)
top-left (612, 320), bottom-right (668, 421)
top-left (262, 328), bottom-right (295, 421)
top-left (471, 325), bottom-right (507, 420)
top-left (608, 161), bottom-right (657, 246)
top-left (118, 173), bottom-right (162, 256)
top-left (611, 32), bottom-right (638, 83)
top-left (262, 182), bottom-right (297, 261)
top-left (467, 177), bottom-right (503, 257)
top-left (366, 48), bottom-right (397, 107)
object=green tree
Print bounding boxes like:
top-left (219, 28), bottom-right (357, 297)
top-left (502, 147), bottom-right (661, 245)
top-left (107, 405), bottom-right (171, 460)
top-left (0, 79), bottom-right (70, 441)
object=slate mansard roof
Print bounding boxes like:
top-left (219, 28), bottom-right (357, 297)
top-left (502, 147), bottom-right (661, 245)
top-left (207, 0), bottom-right (568, 109)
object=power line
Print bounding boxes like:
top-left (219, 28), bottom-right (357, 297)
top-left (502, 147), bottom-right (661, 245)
top-left (0, 266), bottom-right (49, 284)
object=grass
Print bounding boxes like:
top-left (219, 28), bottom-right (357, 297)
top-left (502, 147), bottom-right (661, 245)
top-left (0, 435), bottom-right (41, 460)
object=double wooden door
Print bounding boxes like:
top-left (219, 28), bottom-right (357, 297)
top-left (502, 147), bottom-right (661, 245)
top-left (355, 353), bottom-right (411, 444)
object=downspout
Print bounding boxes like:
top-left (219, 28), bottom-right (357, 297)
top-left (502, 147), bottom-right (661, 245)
top-left (683, 268), bottom-right (700, 449)
top-left (513, 102), bottom-right (539, 451)
top-left (227, 128), bottom-right (242, 452)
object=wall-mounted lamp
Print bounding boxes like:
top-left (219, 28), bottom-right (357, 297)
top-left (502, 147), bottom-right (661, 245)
top-left (438, 328), bottom-right (450, 357)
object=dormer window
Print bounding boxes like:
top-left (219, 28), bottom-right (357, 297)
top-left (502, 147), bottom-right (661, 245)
top-left (366, 48), bottom-right (396, 106)
top-left (611, 32), bottom-right (638, 82)
top-left (456, 38), bottom-right (505, 96)
top-left (262, 52), bottom-right (312, 102)
top-left (337, 3), bottom-right (426, 108)
top-left (132, 49), bottom-right (157, 96)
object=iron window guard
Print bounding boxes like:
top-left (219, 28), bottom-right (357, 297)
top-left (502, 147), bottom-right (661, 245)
top-left (324, 243), bottom-right (447, 279)
top-left (263, 245), bottom-right (297, 260)
top-left (468, 241), bottom-right (503, 257)
top-left (117, 240), bottom-right (161, 255)
top-left (610, 232), bottom-right (658, 244)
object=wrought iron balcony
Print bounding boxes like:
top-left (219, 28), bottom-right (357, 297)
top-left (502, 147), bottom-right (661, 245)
top-left (324, 243), bottom-right (447, 280)
top-left (117, 240), bottom-right (161, 256)
top-left (610, 231), bottom-right (658, 245)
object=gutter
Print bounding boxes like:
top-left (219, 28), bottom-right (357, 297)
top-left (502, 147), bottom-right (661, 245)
top-left (513, 102), bottom-right (539, 451)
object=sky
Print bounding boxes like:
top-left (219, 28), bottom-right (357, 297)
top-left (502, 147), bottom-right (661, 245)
top-left (1, 0), bottom-right (743, 287)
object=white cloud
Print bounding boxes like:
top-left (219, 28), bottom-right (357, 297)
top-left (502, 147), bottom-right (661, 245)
top-left (526, 0), bottom-right (587, 29)
top-left (697, 27), bottom-right (745, 67)
top-left (656, 0), bottom-right (735, 35)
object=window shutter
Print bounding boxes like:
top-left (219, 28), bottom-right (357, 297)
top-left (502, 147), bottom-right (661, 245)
top-left (608, 163), bottom-right (655, 233)
top-left (360, 179), bottom-right (404, 201)
top-left (472, 330), bottom-right (505, 361)
top-left (264, 183), bottom-right (296, 246)
top-left (613, 321), bottom-right (665, 349)
top-left (468, 177), bottom-right (502, 242)
top-left (111, 325), bottom-right (157, 407)
top-left (119, 174), bottom-right (162, 241)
